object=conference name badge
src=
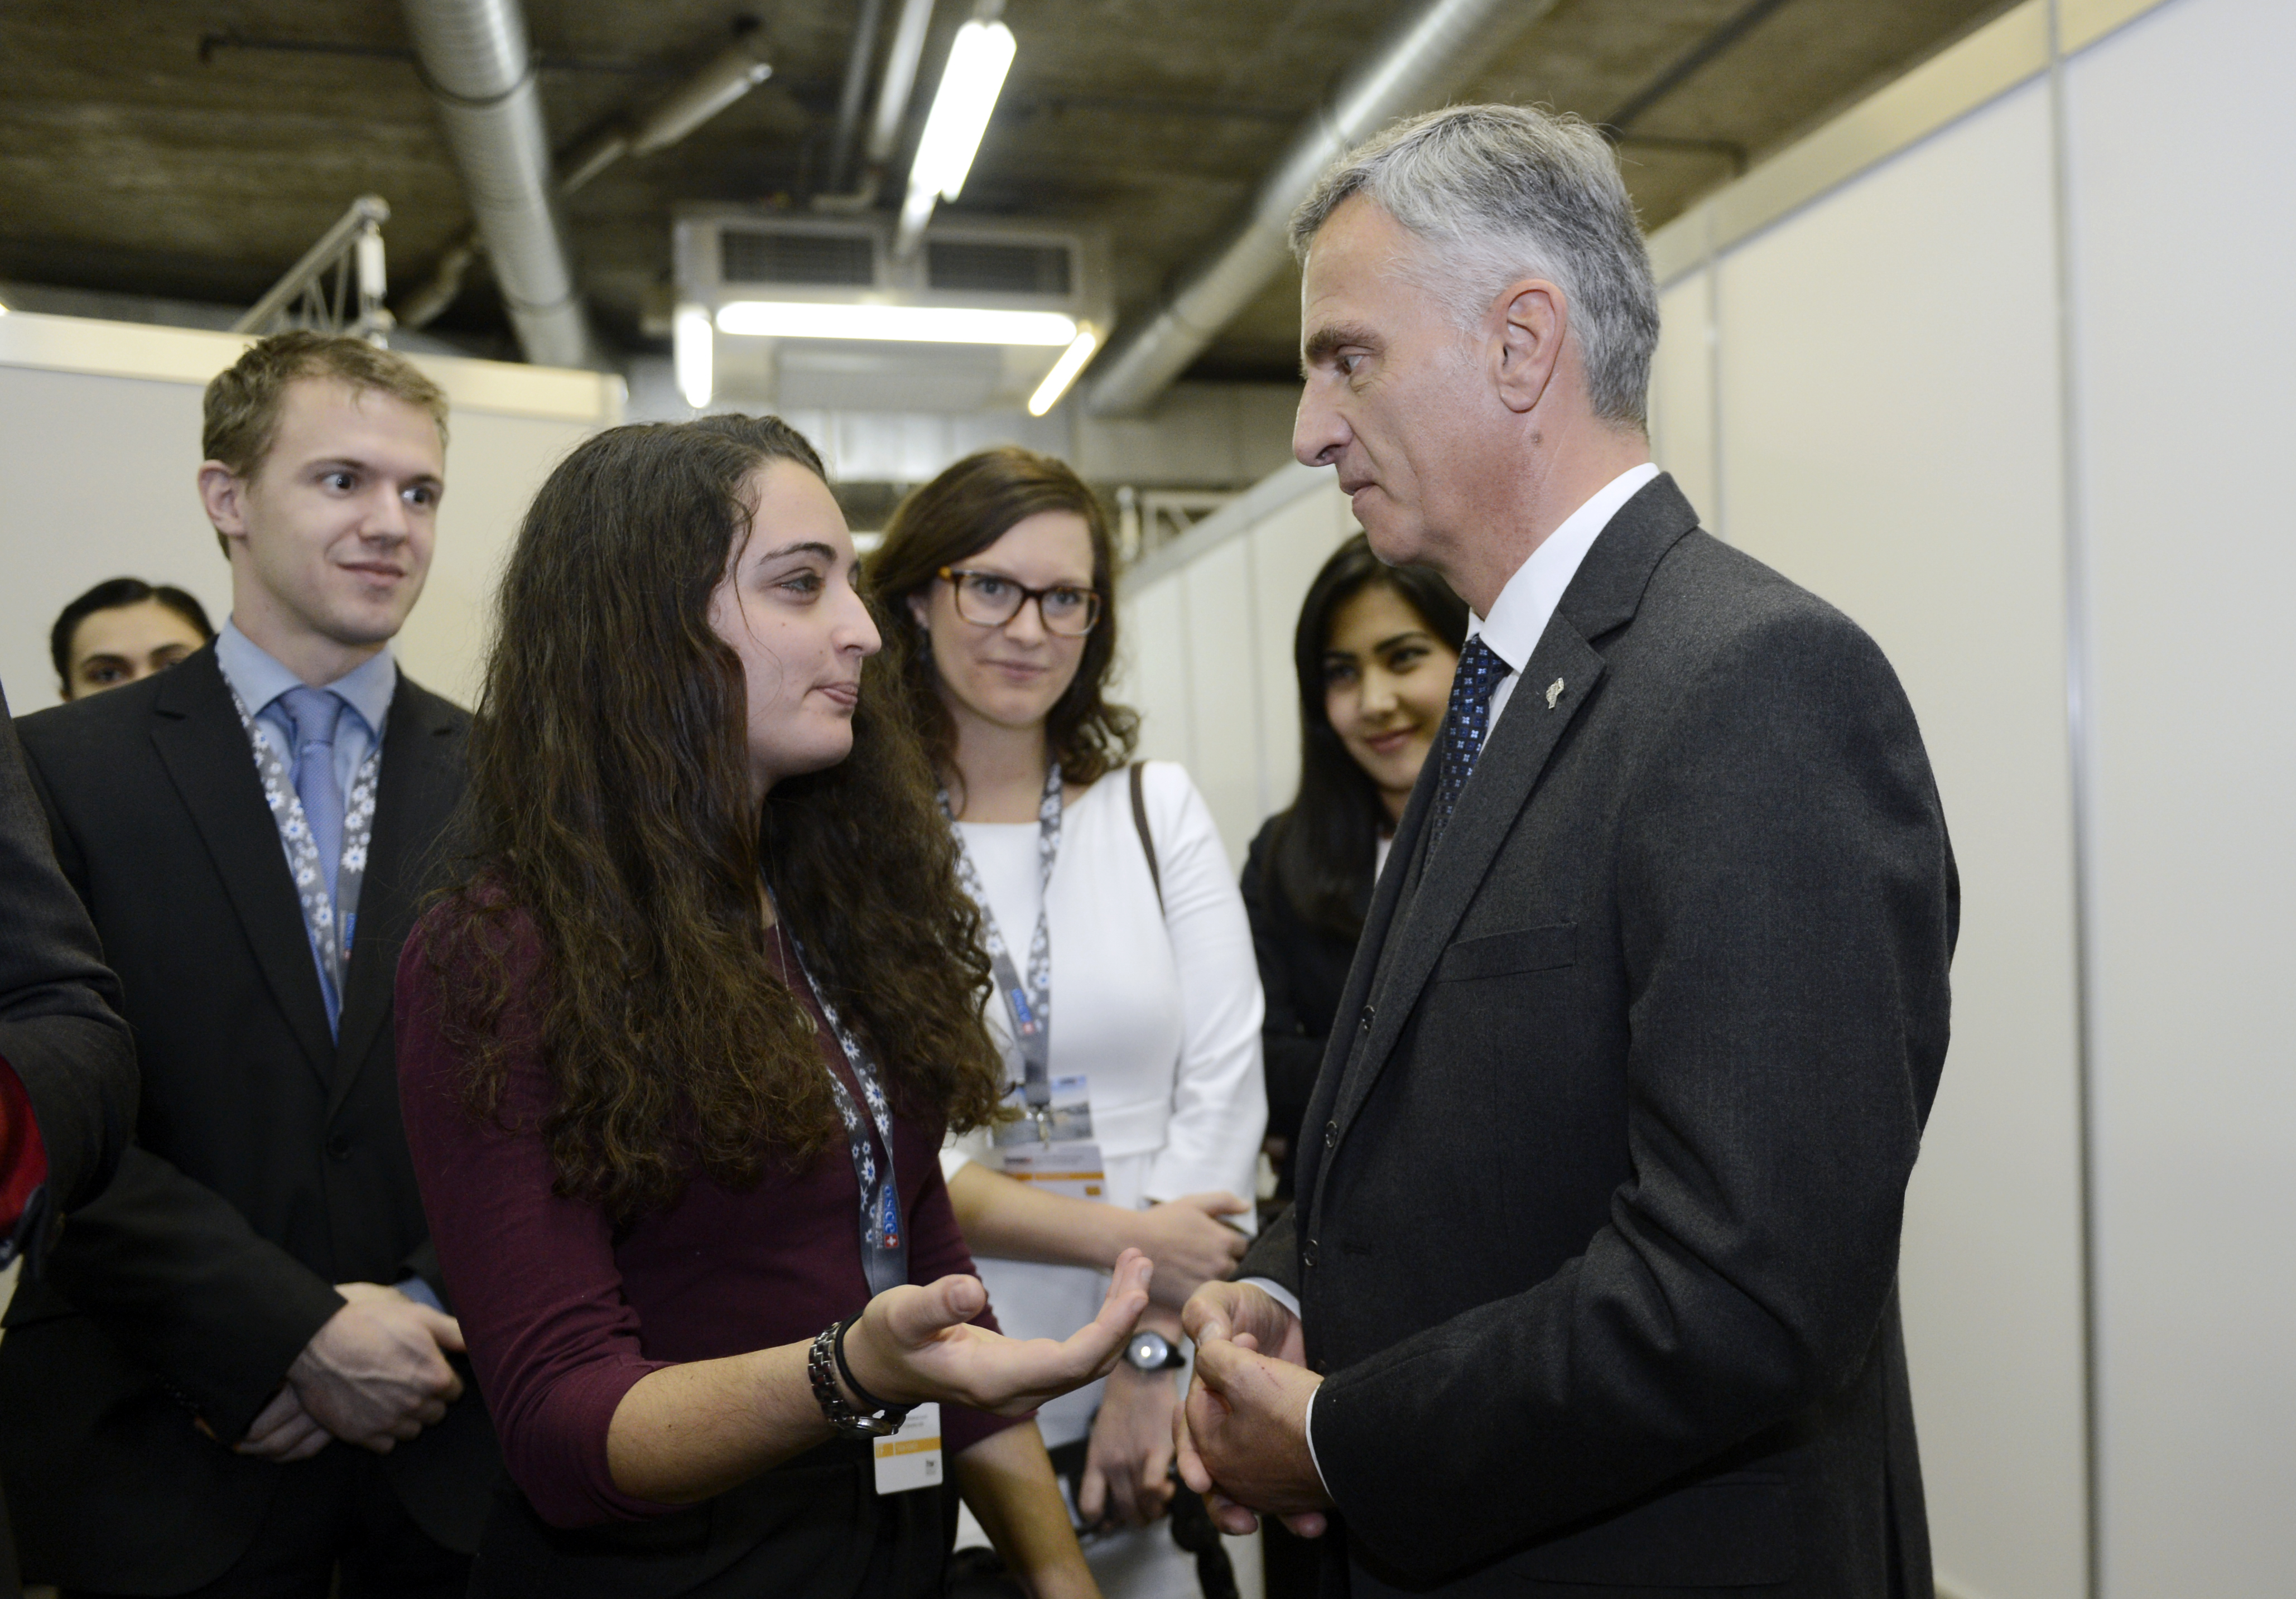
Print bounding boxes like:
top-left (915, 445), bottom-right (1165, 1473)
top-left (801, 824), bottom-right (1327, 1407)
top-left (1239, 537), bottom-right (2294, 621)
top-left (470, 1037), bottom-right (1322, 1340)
top-left (873, 1402), bottom-right (942, 1494)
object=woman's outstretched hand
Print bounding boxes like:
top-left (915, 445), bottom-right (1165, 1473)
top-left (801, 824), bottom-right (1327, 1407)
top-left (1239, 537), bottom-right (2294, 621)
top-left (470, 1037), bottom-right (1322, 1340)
top-left (844, 1248), bottom-right (1154, 1417)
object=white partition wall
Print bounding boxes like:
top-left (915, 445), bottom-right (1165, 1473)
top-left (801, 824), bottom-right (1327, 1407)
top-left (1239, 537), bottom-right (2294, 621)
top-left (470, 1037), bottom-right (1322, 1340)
top-left (2064, 1), bottom-right (2296, 1589)
top-left (1121, 464), bottom-right (1360, 868)
top-left (0, 312), bottom-right (622, 713)
top-left (1119, 2), bottom-right (2296, 1593)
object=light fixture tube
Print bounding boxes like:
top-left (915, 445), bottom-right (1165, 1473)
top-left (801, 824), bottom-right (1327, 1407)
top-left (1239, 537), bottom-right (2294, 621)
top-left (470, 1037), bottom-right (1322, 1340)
top-left (716, 300), bottom-right (1076, 345)
top-left (674, 305), bottom-right (714, 408)
top-left (1027, 327), bottom-right (1101, 416)
top-left (912, 20), bottom-right (1017, 204)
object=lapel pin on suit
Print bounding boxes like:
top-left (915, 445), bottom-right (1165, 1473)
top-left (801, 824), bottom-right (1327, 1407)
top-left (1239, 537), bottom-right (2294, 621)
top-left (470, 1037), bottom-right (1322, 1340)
top-left (1546, 677), bottom-right (1566, 709)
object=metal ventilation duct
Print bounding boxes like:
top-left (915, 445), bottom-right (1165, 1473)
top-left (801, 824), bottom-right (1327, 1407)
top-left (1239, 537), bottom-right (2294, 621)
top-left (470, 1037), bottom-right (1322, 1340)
top-left (1082, 0), bottom-right (1555, 417)
top-left (402, 0), bottom-right (599, 369)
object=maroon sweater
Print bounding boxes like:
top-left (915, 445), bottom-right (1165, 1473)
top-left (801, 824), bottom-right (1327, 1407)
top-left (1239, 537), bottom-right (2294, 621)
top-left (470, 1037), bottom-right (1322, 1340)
top-left (395, 907), bottom-right (1016, 1529)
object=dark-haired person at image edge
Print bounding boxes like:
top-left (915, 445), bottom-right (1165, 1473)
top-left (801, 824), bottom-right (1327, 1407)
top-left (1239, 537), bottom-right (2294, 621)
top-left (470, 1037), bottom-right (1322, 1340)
top-left (1174, 104), bottom-right (1957, 1599)
top-left (2, 331), bottom-right (500, 1599)
top-left (1243, 535), bottom-right (1466, 1206)
top-left (0, 672), bottom-right (141, 1599)
top-left (392, 415), bottom-right (1154, 1599)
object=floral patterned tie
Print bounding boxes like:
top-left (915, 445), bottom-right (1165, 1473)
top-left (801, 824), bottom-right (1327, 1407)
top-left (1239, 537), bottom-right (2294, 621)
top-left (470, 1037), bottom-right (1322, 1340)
top-left (1428, 635), bottom-right (1508, 855)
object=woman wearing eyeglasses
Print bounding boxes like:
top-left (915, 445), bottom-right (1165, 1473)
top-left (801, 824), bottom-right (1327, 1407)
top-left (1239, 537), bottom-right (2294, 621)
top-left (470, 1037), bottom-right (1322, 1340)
top-left (865, 448), bottom-right (1265, 1598)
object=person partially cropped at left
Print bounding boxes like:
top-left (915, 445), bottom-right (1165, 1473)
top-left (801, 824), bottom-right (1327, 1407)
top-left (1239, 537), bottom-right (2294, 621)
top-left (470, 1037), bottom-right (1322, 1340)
top-left (3, 331), bottom-right (494, 1599)
top-left (395, 415), bottom-right (1150, 1599)
top-left (0, 674), bottom-right (139, 1599)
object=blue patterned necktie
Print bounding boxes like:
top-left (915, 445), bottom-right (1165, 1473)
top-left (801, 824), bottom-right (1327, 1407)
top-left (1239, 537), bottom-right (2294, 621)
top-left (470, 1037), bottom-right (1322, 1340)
top-left (1429, 635), bottom-right (1509, 854)
top-left (278, 685), bottom-right (348, 908)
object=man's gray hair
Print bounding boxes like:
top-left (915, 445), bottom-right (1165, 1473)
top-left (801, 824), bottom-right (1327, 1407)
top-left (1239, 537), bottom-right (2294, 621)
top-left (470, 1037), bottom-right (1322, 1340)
top-left (1291, 104), bottom-right (1660, 428)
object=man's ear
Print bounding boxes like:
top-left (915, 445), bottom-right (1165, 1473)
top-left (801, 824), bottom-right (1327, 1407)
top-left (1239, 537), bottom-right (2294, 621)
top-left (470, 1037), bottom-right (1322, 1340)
top-left (198, 461), bottom-right (249, 546)
top-left (1492, 280), bottom-right (1567, 416)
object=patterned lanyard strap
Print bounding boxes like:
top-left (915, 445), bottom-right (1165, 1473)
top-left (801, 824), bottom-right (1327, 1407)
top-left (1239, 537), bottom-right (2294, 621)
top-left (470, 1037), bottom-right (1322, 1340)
top-left (940, 763), bottom-right (1062, 1115)
top-left (773, 911), bottom-right (909, 1298)
top-left (227, 686), bottom-right (381, 1001)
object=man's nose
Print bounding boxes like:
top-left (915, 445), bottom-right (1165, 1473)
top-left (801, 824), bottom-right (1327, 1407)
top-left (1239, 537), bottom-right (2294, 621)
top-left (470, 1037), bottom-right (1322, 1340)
top-left (1294, 383), bottom-right (1348, 468)
top-left (363, 487), bottom-right (411, 540)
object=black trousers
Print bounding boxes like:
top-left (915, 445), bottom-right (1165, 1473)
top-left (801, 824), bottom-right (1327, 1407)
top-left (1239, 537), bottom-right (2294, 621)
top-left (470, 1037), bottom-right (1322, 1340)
top-left (61, 1448), bottom-right (467, 1599)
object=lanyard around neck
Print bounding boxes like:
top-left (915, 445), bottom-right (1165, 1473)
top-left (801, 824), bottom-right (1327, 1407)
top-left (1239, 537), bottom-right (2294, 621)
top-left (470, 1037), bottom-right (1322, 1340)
top-left (941, 763), bottom-right (1062, 1113)
top-left (770, 911), bottom-right (908, 1298)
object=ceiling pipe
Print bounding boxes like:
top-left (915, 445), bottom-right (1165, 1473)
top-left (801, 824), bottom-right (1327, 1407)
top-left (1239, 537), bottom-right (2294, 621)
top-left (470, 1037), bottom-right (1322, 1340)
top-left (814, 0), bottom-right (936, 212)
top-left (399, 17), bottom-right (772, 334)
top-left (1081, 0), bottom-right (1556, 417)
top-left (401, 0), bottom-right (599, 368)
top-left (822, 0), bottom-right (889, 196)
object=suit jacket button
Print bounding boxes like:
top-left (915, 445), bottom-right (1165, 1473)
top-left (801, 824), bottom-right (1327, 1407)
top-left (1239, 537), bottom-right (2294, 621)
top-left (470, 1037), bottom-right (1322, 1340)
top-left (1323, 1120), bottom-right (1338, 1149)
top-left (1357, 1004), bottom-right (1374, 1034)
top-left (325, 1134), bottom-right (352, 1162)
top-left (1302, 1238), bottom-right (1319, 1269)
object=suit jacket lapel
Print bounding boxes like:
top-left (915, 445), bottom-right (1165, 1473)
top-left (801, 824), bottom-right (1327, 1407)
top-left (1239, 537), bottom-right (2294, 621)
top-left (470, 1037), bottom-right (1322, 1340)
top-left (150, 649), bottom-right (337, 1085)
top-left (330, 680), bottom-right (461, 1109)
top-left (1288, 738), bottom-right (1442, 1207)
top-left (1326, 473), bottom-right (1706, 1144)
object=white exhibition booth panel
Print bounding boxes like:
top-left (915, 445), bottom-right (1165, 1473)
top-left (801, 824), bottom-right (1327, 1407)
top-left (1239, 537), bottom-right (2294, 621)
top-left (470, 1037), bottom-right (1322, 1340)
top-left (0, 312), bottom-right (624, 715)
top-left (1122, 1), bottom-right (2296, 1594)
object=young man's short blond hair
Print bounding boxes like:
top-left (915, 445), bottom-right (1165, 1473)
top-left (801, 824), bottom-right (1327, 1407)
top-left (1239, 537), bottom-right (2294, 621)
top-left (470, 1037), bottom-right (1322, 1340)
top-left (201, 331), bottom-right (450, 556)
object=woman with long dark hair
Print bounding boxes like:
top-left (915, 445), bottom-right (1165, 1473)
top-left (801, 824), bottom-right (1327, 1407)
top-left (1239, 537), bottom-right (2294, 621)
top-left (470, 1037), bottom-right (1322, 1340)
top-left (864, 447), bottom-right (1264, 1597)
top-left (394, 416), bottom-right (1150, 1598)
top-left (1241, 534), bottom-right (1467, 1198)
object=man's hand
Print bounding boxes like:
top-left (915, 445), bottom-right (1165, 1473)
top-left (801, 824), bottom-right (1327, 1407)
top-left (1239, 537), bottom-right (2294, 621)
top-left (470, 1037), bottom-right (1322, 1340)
top-left (1078, 1308), bottom-right (1184, 1526)
top-left (845, 1248), bottom-right (1153, 1417)
top-left (286, 1280), bottom-right (466, 1453)
top-left (233, 1383), bottom-right (331, 1462)
top-left (1176, 1280), bottom-right (1329, 1537)
top-left (1132, 1193), bottom-right (1250, 1309)
top-left (1181, 1333), bottom-right (1330, 1536)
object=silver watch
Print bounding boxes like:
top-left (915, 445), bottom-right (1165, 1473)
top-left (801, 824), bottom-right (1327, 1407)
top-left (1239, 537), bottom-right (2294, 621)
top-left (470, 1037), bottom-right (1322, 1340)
top-left (1124, 1329), bottom-right (1186, 1372)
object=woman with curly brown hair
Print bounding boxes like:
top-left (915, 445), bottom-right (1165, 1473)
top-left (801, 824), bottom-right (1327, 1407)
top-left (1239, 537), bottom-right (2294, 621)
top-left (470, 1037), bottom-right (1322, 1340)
top-left (865, 447), bottom-right (1265, 1598)
top-left (393, 416), bottom-right (1150, 1599)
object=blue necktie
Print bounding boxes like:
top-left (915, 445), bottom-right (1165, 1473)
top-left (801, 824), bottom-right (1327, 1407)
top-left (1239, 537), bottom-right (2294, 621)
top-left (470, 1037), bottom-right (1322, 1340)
top-left (279, 686), bottom-right (347, 912)
top-left (1429, 635), bottom-right (1508, 854)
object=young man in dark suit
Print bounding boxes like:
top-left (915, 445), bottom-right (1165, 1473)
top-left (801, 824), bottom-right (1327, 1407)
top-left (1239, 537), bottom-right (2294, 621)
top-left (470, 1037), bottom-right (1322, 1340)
top-left (1177, 106), bottom-right (1957, 1598)
top-left (2, 333), bottom-right (498, 1596)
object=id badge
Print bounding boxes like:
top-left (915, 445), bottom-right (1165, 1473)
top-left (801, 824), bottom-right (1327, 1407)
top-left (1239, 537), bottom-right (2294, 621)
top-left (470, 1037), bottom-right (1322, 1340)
top-left (993, 1072), bottom-right (1096, 1149)
top-left (873, 1402), bottom-right (942, 1494)
top-left (997, 1138), bottom-right (1107, 1201)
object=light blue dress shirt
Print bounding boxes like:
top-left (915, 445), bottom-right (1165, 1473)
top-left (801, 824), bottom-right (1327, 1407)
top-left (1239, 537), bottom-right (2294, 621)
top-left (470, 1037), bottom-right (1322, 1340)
top-left (213, 620), bottom-right (397, 798)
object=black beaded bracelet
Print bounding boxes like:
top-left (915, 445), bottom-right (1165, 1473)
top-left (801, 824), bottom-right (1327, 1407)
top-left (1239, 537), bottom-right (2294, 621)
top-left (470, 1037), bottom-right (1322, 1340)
top-left (807, 1319), bottom-right (910, 1438)
top-left (832, 1318), bottom-right (905, 1417)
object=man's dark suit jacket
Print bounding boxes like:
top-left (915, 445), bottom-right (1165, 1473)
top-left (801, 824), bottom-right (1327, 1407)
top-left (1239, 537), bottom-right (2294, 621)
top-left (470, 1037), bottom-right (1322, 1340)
top-left (1240, 475), bottom-right (1957, 1598)
top-left (0, 644), bottom-right (499, 1593)
top-left (0, 681), bottom-right (138, 1599)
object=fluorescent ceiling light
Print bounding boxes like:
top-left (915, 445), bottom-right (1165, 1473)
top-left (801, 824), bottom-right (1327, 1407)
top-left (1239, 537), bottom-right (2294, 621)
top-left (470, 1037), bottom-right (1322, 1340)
top-left (716, 301), bottom-right (1076, 346)
top-left (1027, 327), bottom-right (1100, 416)
top-left (674, 305), bottom-right (713, 408)
top-left (912, 20), bottom-right (1016, 204)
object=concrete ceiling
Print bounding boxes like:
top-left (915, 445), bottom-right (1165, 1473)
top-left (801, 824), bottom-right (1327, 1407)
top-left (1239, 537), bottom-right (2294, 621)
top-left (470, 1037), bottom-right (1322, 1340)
top-left (0, 0), bottom-right (2013, 378)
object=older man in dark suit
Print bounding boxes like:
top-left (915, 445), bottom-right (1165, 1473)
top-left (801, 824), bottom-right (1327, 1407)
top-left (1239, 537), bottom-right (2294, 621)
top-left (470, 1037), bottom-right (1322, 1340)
top-left (1176, 105), bottom-right (1957, 1599)
top-left (2, 333), bottom-right (497, 1597)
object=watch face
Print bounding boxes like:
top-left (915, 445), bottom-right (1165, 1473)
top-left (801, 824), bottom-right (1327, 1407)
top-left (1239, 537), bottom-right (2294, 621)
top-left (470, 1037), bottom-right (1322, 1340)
top-left (1128, 1331), bottom-right (1172, 1369)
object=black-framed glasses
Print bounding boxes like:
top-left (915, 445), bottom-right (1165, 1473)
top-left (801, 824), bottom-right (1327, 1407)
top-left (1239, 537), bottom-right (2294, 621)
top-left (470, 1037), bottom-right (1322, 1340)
top-left (938, 567), bottom-right (1103, 637)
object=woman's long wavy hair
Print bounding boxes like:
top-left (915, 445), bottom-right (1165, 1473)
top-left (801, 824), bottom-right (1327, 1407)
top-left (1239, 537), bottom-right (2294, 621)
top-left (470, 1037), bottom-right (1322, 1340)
top-left (1267, 535), bottom-right (1469, 938)
top-left (427, 415), bottom-right (1006, 1219)
top-left (862, 447), bottom-right (1137, 797)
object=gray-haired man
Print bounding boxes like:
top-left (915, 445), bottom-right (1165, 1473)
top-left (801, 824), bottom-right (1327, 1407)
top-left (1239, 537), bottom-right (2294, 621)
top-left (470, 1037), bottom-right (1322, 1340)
top-left (1177, 104), bottom-right (1956, 1598)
